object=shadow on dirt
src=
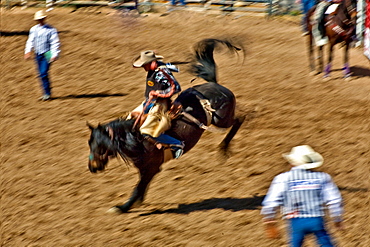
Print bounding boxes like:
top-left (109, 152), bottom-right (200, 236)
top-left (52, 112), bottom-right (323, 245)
top-left (0, 30), bottom-right (29, 36)
top-left (140, 195), bottom-right (265, 216)
top-left (51, 93), bottom-right (127, 100)
top-left (350, 65), bottom-right (370, 77)
top-left (140, 185), bottom-right (369, 216)
top-left (0, 30), bottom-right (70, 37)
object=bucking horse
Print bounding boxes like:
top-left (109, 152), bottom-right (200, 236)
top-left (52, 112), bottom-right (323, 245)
top-left (87, 38), bottom-right (246, 213)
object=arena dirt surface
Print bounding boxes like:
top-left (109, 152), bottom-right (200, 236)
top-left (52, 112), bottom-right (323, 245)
top-left (1, 6), bottom-right (370, 247)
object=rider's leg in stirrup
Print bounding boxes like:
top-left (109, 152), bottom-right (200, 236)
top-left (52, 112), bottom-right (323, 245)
top-left (153, 134), bottom-right (184, 159)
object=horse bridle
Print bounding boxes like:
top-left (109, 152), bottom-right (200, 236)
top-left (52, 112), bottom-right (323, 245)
top-left (89, 126), bottom-right (115, 162)
top-left (89, 150), bottom-right (109, 162)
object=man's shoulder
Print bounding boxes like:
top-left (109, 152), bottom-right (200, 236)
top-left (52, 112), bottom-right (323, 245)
top-left (30, 25), bottom-right (38, 31)
top-left (273, 171), bottom-right (291, 182)
top-left (43, 24), bottom-right (57, 30)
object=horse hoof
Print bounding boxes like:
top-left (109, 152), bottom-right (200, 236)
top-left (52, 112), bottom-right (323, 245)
top-left (309, 71), bottom-right (317, 76)
top-left (344, 76), bottom-right (352, 81)
top-left (323, 76), bottom-right (331, 82)
top-left (107, 206), bottom-right (125, 214)
top-left (344, 72), bottom-right (353, 81)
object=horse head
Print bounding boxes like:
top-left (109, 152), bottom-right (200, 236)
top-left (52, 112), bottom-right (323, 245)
top-left (87, 122), bottom-right (117, 173)
top-left (344, 0), bottom-right (357, 25)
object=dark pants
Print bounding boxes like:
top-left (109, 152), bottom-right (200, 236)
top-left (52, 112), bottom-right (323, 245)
top-left (35, 53), bottom-right (51, 96)
top-left (288, 217), bottom-right (335, 247)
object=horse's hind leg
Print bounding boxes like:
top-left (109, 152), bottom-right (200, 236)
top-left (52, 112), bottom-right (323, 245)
top-left (324, 44), bottom-right (333, 79)
top-left (218, 106), bottom-right (259, 154)
top-left (343, 43), bottom-right (351, 79)
top-left (218, 115), bottom-right (245, 154)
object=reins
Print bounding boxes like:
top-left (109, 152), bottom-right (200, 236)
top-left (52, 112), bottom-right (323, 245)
top-left (132, 94), bottom-right (155, 131)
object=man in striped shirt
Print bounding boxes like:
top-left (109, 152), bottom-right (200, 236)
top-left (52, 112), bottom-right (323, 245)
top-left (261, 145), bottom-right (343, 247)
top-left (24, 10), bottom-right (60, 101)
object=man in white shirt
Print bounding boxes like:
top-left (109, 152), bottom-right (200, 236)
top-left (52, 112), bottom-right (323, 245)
top-left (24, 10), bottom-right (60, 101)
top-left (261, 145), bottom-right (344, 247)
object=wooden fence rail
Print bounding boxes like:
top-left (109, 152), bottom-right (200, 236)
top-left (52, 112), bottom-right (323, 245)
top-left (1, 0), bottom-right (301, 16)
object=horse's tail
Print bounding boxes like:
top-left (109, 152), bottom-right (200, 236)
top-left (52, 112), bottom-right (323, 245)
top-left (190, 38), bottom-right (243, 84)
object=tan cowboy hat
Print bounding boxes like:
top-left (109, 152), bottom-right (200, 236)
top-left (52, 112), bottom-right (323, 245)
top-left (282, 145), bottom-right (324, 169)
top-left (133, 50), bottom-right (163, 68)
top-left (34, 10), bottom-right (47, 20)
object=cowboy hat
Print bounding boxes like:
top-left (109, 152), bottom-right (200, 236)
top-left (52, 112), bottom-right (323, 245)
top-left (133, 50), bottom-right (164, 68)
top-left (282, 145), bottom-right (324, 169)
top-left (34, 10), bottom-right (47, 20)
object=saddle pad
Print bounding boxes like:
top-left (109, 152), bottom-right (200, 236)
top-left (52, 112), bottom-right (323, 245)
top-left (325, 4), bottom-right (340, 15)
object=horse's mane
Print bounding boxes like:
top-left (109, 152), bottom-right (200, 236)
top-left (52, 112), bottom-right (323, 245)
top-left (348, 0), bottom-right (357, 11)
top-left (340, 0), bottom-right (357, 18)
top-left (104, 118), bottom-right (141, 165)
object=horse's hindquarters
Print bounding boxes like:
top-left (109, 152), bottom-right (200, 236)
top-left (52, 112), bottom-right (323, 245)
top-left (193, 83), bottom-right (236, 128)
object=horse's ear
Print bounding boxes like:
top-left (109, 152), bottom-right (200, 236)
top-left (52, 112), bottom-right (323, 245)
top-left (86, 121), bottom-right (95, 131)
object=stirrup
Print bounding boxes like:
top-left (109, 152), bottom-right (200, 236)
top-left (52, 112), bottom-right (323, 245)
top-left (171, 147), bottom-right (183, 159)
top-left (170, 141), bottom-right (184, 159)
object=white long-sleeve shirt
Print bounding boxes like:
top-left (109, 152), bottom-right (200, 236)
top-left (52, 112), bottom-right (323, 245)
top-left (25, 24), bottom-right (60, 58)
top-left (261, 167), bottom-right (343, 221)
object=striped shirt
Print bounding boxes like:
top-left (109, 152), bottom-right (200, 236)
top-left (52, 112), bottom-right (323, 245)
top-left (25, 24), bottom-right (60, 57)
top-left (261, 167), bottom-right (343, 221)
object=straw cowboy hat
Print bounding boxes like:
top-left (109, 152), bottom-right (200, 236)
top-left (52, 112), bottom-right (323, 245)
top-left (133, 50), bottom-right (164, 67)
top-left (282, 145), bottom-right (324, 169)
top-left (34, 10), bottom-right (47, 20)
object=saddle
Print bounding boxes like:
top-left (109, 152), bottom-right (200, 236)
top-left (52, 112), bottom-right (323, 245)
top-left (133, 89), bottom-right (214, 131)
top-left (130, 89), bottom-right (214, 161)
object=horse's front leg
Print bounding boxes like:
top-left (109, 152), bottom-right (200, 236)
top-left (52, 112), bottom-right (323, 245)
top-left (308, 34), bottom-right (316, 74)
top-left (324, 44), bottom-right (334, 79)
top-left (318, 45), bottom-right (324, 75)
top-left (343, 43), bottom-right (351, 79)
top-left (111, 166), bottom-right (160, 213)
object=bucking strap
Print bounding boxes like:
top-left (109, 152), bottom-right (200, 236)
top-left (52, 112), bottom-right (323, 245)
top-left (181, 111), bottom-right (208, 130)
top-left (197, 97), bottom-right (215, 126)
top-left (188, 88), bottom-right (214, 126)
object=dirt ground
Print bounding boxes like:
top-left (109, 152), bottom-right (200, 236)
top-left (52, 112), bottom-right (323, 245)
top-left (1, 6), bottom-right (370, 247)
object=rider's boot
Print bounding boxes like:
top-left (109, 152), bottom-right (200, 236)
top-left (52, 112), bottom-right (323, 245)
top-left (170, 143), bottom-right (185, 159)
top-left (171, 146), bottom-right (184, 159)
top-left (144, 134), bottom-right (185, 159)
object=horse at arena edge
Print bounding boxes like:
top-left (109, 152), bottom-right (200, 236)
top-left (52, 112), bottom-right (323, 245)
top-left (87, 38), bottom-right (246, 213)
top-left (306, 0), bottom-right (357, 79)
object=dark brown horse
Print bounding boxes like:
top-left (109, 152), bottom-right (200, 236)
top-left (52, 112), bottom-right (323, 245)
top-left (306, 0), bottom-right (357, 79)
top-left (87, 39), bottom-right (246, 213)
